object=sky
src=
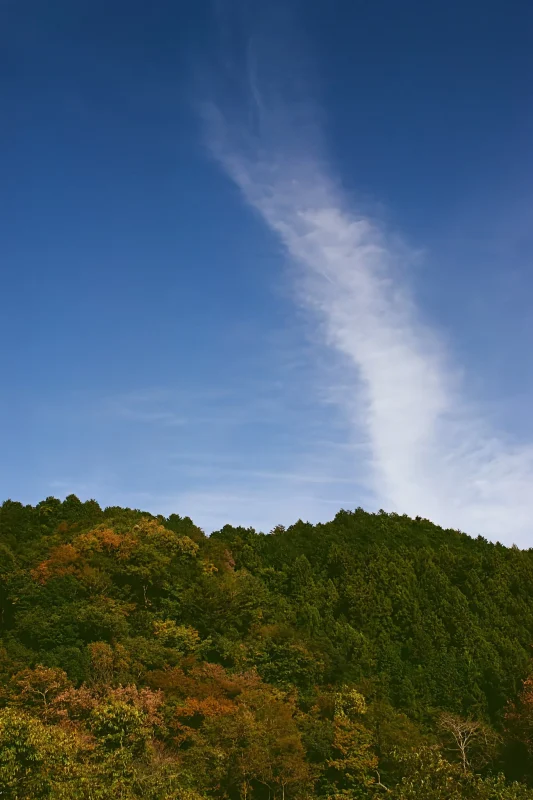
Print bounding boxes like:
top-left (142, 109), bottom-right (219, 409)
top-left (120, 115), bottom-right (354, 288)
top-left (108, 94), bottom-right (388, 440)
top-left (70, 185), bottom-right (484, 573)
top-left (1, 0), bottom-right (533, 543)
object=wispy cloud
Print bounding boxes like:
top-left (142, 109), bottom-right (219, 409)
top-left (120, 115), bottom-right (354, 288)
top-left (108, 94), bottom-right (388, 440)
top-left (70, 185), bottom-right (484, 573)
top-left (42, 378), bottom-right (367, 533)
top-left (202, 30), bottom-right (533, 544)
top-left (144, 487), bottom-right (363, 534)
top-left (168, 463), bottom-right (358, 485)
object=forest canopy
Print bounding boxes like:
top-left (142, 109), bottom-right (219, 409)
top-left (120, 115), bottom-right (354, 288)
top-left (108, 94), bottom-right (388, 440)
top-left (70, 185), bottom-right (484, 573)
top-left (1, 495), bottom-right (533, 798)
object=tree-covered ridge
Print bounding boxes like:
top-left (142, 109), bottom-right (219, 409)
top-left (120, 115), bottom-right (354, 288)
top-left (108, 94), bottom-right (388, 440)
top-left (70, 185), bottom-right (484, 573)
top-left (1, 495), bottom-right (533, 798)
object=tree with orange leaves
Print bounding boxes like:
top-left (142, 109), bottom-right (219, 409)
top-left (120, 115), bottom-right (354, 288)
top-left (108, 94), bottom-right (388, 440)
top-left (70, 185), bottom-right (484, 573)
top-left (10, 665), bottom-right (71, 715)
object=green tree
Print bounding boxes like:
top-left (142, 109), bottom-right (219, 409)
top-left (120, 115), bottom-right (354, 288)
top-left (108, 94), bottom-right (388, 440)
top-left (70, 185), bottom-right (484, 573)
top-left (0, 707), bottom-right (82, 798)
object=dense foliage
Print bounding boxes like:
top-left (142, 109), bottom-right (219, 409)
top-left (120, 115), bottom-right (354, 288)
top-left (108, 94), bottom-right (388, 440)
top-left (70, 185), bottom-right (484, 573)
top-left (1, 495), bottom-right (533, 798)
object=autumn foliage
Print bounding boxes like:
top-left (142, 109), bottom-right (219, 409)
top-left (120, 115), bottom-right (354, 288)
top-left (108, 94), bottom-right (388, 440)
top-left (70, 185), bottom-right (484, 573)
top-left (1, 496), bottom-right (533, 797)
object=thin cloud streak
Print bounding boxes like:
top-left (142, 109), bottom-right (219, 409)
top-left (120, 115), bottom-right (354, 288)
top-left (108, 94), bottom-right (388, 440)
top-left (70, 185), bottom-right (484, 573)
top-left (204, 61), bottom-right (533, 544)
top-left (169, 464), bottom-right (358, 485)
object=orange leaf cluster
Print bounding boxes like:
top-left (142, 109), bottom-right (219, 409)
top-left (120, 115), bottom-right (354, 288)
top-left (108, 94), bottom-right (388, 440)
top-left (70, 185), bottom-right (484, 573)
top-left (31, 544), bottom-right (80, 584)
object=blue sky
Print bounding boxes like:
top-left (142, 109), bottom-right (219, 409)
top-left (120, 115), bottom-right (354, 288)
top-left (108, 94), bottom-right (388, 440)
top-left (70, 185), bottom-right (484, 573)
top-left (2, 0), bottom-right (533, 542)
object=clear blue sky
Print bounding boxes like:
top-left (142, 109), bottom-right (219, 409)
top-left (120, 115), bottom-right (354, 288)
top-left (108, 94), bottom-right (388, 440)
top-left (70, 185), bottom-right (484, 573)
top-left (2, 0), bottom-right (533, 541)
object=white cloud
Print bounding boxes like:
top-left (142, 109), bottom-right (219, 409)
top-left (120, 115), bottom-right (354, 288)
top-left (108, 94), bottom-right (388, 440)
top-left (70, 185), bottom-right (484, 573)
top-left (204, 68), bottom-right (533, 545)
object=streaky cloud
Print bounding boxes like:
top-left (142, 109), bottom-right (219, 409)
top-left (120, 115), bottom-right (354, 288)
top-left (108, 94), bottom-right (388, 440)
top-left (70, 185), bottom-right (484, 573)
top-left (203, 37), bottom-right (533, 545)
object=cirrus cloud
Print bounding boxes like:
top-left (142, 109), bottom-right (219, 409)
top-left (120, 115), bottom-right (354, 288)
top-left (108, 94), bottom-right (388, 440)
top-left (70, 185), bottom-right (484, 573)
top-left (202, 37), bottom-right (533, 545)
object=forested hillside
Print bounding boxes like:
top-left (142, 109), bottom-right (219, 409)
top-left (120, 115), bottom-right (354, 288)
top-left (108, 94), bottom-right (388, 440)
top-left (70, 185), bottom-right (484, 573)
top-left (1, 495), bottom-right (533, 798)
